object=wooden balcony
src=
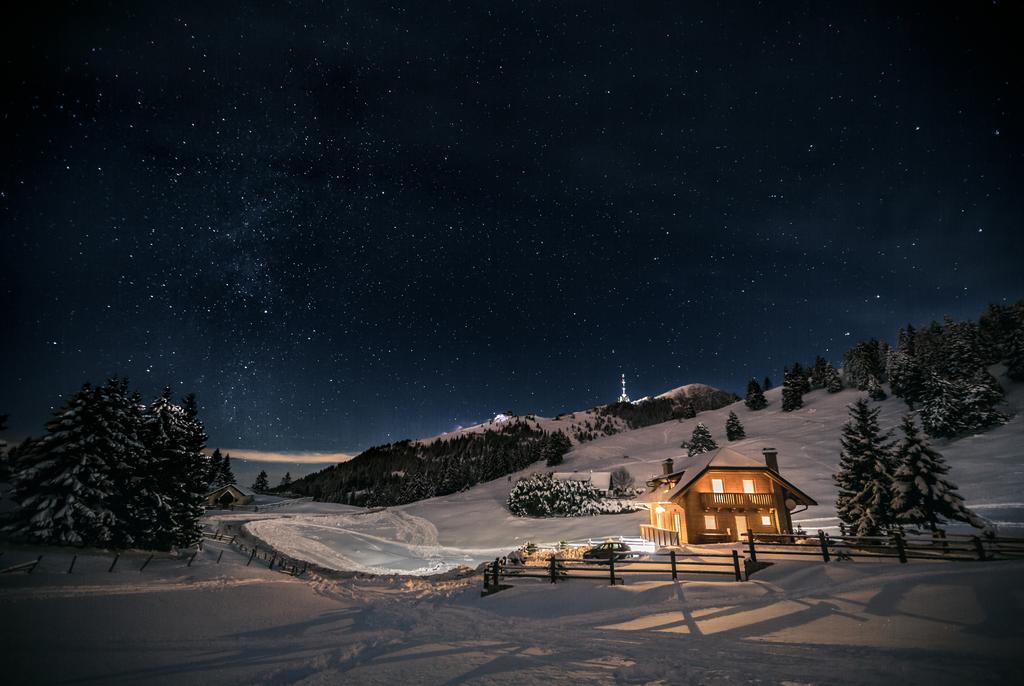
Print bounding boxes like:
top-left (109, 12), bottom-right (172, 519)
top-left (700, 492), bottom-right (774, 509)
top-left (640, 525), bottom-right (680, 547)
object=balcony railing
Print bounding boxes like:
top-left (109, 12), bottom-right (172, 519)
top-left (700, 492), bottom-right (774, 509)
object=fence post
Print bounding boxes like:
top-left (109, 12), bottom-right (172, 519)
top-left (247, 548), bottom-right (257, 566)
top-left (609, 555), bottom-right (617, 586)
top-left (268, 555), bottom-right (276, 569)
top-left (670, 550), bottom-right (677, 580)
top-left (187, 551), bottom-right (197, 567)
top-left (29, 555), bottom-right (42, 574)
top-left (746, 529), bottom-right (757, 564)
top-left (732, 550), bottom-right (742, 581)
top-left (216, 550), bottom-right (224, 564)
top-left (549, 556), bottom-right (557, 584)
top-left (492, 558), bottom-right (500, 588)
top-left (67, 555), bottom-right (77, 574)
top-left (972, 536), bottom-right (986, 561)
top-left (108, 554), bottom-right (120, 573)
top-left (894, 532), bottom-right (907, 563)
top-left (818, 530), bottom-right (831, 563)
top-left (140, 554), bottom-right (153, 572)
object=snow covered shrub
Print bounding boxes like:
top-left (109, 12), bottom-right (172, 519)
top-left (507, 473), bottom-right (604, 517)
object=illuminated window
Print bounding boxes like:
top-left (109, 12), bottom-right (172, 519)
top-left (761, 515), bottom-right (772, 526)
top-left (743, 479), bottom-right (755, 494)
top-left (704, 515), bottom-right (717, 529)
top-left (711, 478), bottom-right (724, 493)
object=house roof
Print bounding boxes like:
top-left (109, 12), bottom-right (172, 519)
top-left (657, 447), bottom-right (817, 505)
top-left (206, 483), bottom-right (254, 497)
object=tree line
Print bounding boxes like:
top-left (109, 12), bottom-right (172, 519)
top-left (283, 421), bottom-right (572, 507)
top-left (738, 300), bottom-right (1022, 439)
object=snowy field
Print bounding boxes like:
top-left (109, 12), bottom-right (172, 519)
top-left (1, 537), bottom-right (1022, 685)
top-left (224, 374), bottom-right (1024, 577)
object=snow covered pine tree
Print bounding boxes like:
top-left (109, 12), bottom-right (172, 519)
top-left (7, 384), bottom-right (120, 546)
top-left (725, 411), bottom-right (746, 441)
top-left (686, 422), bottom-right (717, 456)
top-left (744, 378), bottom-right (767, 410)
top-left (890, 415), bottom-right (988, 533)
top-left (834, 398), bottom-right (897, 536)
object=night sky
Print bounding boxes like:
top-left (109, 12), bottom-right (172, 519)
top-left (2, 2), bottom-right (1022, 454)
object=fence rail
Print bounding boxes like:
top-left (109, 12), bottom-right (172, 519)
top-left (484, 549), bottom-right (745, 593)
top-left (742, 529), bottom-right (1024, 564)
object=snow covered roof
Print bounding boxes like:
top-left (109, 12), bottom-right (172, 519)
top-left (552, 471), bottom-right (612, 491)
top-left (207, 483), bottom-right (254, 497)
top-left (662, 447), bottom-right (817, 504)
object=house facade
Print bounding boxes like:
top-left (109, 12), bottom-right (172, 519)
top-left (640, 447), bottom-right (816, 546)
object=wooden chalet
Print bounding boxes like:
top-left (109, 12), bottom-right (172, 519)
top-left (640, 447), bottom-right (816, 546)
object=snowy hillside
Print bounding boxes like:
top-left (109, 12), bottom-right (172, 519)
top-left (418, 381), bottom-right (735, 445)
top-left (237, 372), bottom-right (1023, 576)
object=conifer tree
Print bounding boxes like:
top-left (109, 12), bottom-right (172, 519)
top-left (834, 398), bottom-right (897, 536)
top-left (823, 361), bottom-right (843, 393)
top-left (543, 431), bottom-right (571, 466)
top-left (791, 362), bottom-right (811, 395)
top-left (942, 317), bottom-right (984, 381)
top-left (220, 452), bottom-right (237, 485)
top-left (142, 389), bottom-right (201, 549)
top-left (781, 367), bottom-right (804, 411)
top-left (252, 470), bottom-right (270, 492)
top-left (1006, 324), bottom-right (1024, 382)
top-left (94, 379), bottom-right (151, 548)
top-left (842, 339), bottom-right (887, 389)
top-left (920, 371), bottom-right (1005, 438)
top-left (725, 411), bottom-right (746, 441)
top-left (279, 471), bottom-right (292, 489)
top-left (8, 384), bottom-right (119, 546)
top-left (744, 378), bottom-right (767, 410)
top-left (0, 413), bottom-right (8, 480)
top-left (919, 374), bottom-right (964, 438)
top-left (686, 423), bottom-right (717, 456)
top-left (866, 375), bottom-right (887, 401)
top-left (674, 398), bottom-right (697, 419)
top-left (763, 376), bottom-right (773, 391)
top-left (810, 356), bottom-right (828, 389)
top-left (207, 448), bottom-right (224, 486)
top-left (891, 415), bottom-right (981, 532)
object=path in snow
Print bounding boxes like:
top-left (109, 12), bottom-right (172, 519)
top-left (244, 510), bottom-right (511, 575)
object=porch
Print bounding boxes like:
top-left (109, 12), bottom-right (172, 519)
top-left (639, 524), bottom-right (680, 547)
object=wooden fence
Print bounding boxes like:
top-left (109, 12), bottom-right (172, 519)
top-left (0, 527), bottom-right (308, 577)
top-left (742, 530), bottom-right (1024, 564)
top-left (483, 549), bottom-right (744, 594)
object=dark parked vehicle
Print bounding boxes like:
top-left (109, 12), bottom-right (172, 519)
top-left (582, 541), bottom-right (633, 563)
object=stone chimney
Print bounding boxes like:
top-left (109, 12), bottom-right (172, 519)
top-left (662, 457), bottom-right (674, 475)
top-left (763, 447), bottom-right (779, 472)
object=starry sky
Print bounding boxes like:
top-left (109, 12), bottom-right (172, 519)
top-left (2, 2), bottom-right (1022, 454)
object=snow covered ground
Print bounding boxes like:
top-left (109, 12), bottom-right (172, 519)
top-left (2, 537), bottom-right (1022, 684)
top-left (229, 375), bottom-right (1023, 578)
top-left (2, 377), bottom-right (1023, 683)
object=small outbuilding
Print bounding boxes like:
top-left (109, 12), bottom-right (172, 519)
top-left (553, 471), bottom-right (612, 494)
top-left (204, 484), bottom-right (255, 509)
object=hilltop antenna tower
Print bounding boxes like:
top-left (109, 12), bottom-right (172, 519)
top-left (618, 373), bottom-right (630, 403)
